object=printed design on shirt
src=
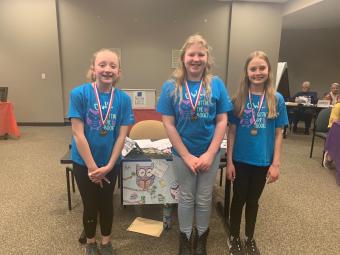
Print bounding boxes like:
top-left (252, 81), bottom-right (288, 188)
top-left (86, 101), bottom-right (117, 132)
top-left (240, 101), bottom-right (267, 129)
top-left (178, 88), bottom-right (210, 120)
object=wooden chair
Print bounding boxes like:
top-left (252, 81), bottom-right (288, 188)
top-left (129, 120), bottom-right (167, 140)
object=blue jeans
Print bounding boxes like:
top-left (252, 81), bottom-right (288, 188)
top-left (173, 153), bottom-right (220, 237)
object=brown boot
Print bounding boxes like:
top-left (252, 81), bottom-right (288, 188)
top-left (179, 231), bottom-right (193, 255)
top-left (193, 228), bottom-right (209, 255)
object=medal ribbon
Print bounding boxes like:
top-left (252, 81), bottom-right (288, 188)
top-left (93, 82), bottom-right (115, 129)
top-left (185, 80), bottom-right (203, 114)
top-left (248, 89), bottom-right (265, 126)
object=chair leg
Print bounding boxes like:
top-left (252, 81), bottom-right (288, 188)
top-left (310, 134), bottom-right (316, 158)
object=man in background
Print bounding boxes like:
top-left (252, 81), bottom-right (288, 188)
top-left (289, 81), bottom-right (318, 135)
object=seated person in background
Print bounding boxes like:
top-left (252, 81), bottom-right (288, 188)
top-left (323, 82), bottom-right (340, 105)
top-left (289, 81), bottom-right (318, 135)
top-left (323, 101), bottom-right (340, 168)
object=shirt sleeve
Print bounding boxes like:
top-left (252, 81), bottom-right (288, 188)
top-left (120, 93), bottom-right (135, 125)
top-left (68, 87), bottom-right (85, 121)
top-left (157, 81), bottom-right (176, 116)
top-left (228, 109), bottom-right (238, 125)
top-left (275, 93), bottom-right (289, 127)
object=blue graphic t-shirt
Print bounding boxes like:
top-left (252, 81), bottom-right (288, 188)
top-left (228, 92), bottom-right (288, 166)
top-left (157, 76), bottom-right (233, 157)
top-left (68, 83), bottom-right (135, 167)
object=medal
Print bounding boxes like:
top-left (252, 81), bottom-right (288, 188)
top-left (248, 89), bottom-right (265, 136)
top-left (99, 128), bottom-right (108, 136)
top-left (250, 128), bottom-right (258, 136)
top-left (185, 80), bottom-right (203, 121)
top-left (93, 82), bottom-right (115, 136)
top-left (191, 112), bottom-right (198, 121)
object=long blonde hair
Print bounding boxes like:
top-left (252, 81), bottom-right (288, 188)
top-left (86, 48), bottom-right (121, 85)
top-left (233, 51), bottom-right (277, 119)
top-left (171, 34), bottom-right (214, 102)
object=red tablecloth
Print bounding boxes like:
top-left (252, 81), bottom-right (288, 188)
top-left (0, 102), bottom-right (20, 138)
top-left (325, 121), bottom-right (340, 185)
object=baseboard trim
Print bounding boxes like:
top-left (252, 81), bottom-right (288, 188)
top-left (18, 122), bottom-right (69, 126)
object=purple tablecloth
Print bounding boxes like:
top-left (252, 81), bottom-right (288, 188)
top-left (325, 121), bottom-right (340, 185)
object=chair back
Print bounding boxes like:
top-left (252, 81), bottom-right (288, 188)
top-left (315, 108), bottom-right (332, 133)
top-left (129, 120), bottom-right (167, 140)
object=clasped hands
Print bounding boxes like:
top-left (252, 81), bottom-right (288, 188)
top-left (183, 152), bottom-right (215, 174)
top-left (88, 166), bottom-right (111, 188)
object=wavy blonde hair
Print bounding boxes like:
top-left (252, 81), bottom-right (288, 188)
top-left (233, 51), bottom-right (277, 119)
top-left (86, 48), bottom-right (121, 85)
top-left (171, 34), bottom-right (214, 102)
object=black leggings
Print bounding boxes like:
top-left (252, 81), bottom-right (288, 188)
top-left (73, 162), bottom-right (118, 238)
top-left (229, 161), bottom-right (268, 239)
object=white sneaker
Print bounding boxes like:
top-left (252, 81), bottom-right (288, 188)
top-left (323, 152), bottom-right (334, 169)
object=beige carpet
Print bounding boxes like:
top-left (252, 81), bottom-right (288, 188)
top-left (0, 126), bottom-right (339, 255)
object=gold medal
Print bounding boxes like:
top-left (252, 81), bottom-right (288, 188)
top-left (191, 113), bottom-right (198, 121)
top-left (250, 128), bottom-right (258, 136)
top-left (100, 128), bottom-right (108, 136)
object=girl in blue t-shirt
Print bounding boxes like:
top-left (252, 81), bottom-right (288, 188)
top-left (68, 49), bottom-right (134, 255)
top-left (157, 34), bottom-right (233, 254)
top-left (226, 51), bottom-right (288, 255)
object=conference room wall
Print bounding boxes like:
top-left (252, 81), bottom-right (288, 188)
top-left (226, 2), bottom-right (283, 96)
top-left (0, 0), bottom-right (284, 123)
top-left (57, 0), bottom-right (231, 117)
top-left (279, 27), bottom-right (340, 98)
top-left (0, 0), bottom-right (64, 123)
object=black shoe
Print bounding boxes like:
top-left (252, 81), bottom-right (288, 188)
top-left (193, 228), bottom-right (209, 255)
top-left (292, 125), bottom-right (298, 133)
top-left (78, 229), bottom-right (86, 244)
top-left (179, 232), bottom-right (192, 255)
top-left (227, 235), bottom-right (245, 255)
top-left (244, 238), bottom-right (260, 255)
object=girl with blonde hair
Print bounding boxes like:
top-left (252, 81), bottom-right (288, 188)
top-left (69, 49), bottom-right (134, 255)
top-left (158, 34), bottom-right (233, 255)
top-left (226, 51), bottom-right (288, 255)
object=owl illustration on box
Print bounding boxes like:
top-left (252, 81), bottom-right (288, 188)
top-left (136, 163), bottom-right (155, 190)
top-left (170, 182), bottom-right (179, 200)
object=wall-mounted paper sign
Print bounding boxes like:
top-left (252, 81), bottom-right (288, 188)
top-left (172, 49), bottom-right (182, 69)
top-left (133, 91), bottom-right (146, 107)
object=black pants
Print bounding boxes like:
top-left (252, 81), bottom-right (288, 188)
top-left (73, 162), bottom-right (118, 238)
top-left (229, 161), bottom-right (268, 239)
top-left (289, 107), bottom-right (314, 130)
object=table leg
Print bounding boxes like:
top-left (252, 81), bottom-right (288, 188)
top-left (66, 167), bottom-right (72, 210)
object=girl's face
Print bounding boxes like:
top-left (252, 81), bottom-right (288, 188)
top-left (183, 43), bottom-right (208, 81)
top-left (247, 57), bottom-right (269, 87)
top-left (93, 51), bottom-right (120, 86)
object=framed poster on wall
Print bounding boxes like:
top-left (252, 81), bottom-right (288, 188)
top-left (122, 89), bottom-right (156, 109)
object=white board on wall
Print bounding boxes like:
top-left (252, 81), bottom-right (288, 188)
top-left (122, 89), bottom-right (156, 109)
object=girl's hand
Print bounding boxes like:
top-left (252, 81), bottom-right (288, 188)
top-left (196, 151), bottom-right (215, 172)
top-left (90, 166), bottom-right (110, 181)
top-left (267, 164), bottom-right (280, 184)
top-left (226, 162), bottom-right (236, 181)
top-left (182, 154), bottom-right (199, 174)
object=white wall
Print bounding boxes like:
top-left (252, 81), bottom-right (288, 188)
top-left (279, 28), bottom-right (340, 97)
top-left (0, 0), bottom-right (64, 123)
